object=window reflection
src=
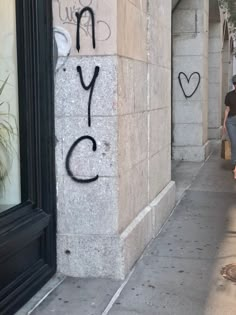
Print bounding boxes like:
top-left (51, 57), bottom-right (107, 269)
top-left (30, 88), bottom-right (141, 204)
top-left (0, 1), bottom-right (21, 212)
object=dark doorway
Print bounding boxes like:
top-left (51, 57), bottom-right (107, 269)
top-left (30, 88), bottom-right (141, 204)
top-left (0, 1), bottom-right (56, 314)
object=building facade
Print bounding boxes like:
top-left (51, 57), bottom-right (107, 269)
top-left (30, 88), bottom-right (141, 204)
top-left (53, 0), bottom-right (175, 280)
top-left (0, 0), bottom-right (233, 314)
top-left (172, 0), bottom-right (234, 161)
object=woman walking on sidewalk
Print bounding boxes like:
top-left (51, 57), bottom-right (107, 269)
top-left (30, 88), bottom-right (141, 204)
top-left (223, 74), bottom-right (236, 179)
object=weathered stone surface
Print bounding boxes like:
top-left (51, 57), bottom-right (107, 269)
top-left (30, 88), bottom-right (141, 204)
top-left (149, 0), bottom-right (171, 30)
top-left (172, 56), bottom-right (207, 79)
top-left (55, 56), bottom-right (117, 118)
top-left (133, 61), bottom-right (148, 112)
top-left (151, 181), bottom-right (176, 236)
top-left (208, 52), bottom-right (222, 68)
top-left (117, 0), bottom-right (147, 61)
top-left (117, 57), bottom-right (135, 115)
top-left (172, 141), bottom-right (210, 161)
top-left (121, 205), bottom-right (153, 276)
top-left (127, 0), bottom-right (148, 13)
top-left (172, 101), bottom-right (203, 124)
top-left (57, 234), bottom-right (122, 279)
top-left (173, 9), bottom-right (197, 33)
top-left (209, 38), bottom-right (222, 53)
top-left (149, 108), bottom-right (171, 157)
top-left (177, 0), bottom-right (205, 10)
top-left (208, 68), bottom-right (221, 84)
top-left (118, 112), bottom-right (148, 172)
top-left (118, 159), bottom-right (148, 232)
top-left (208, 110), bottom-right (221, 128)
top-left (117, 57), bottom-right (148, 115)
top-left (149, 146), bottom-right (171, 202)
top-left (53, 0), bottom-right (117, 56)
top-left (149, 65), bottom-right (171, 110)
top-left (54, 0), bottom-right (174, 280)
top-left (208, 127), bottom-right (221, 140)
top-left (61, 116), bottom-right (117, 177)
top-left (172, 6), bottom-right (209, 164)
top-left (173, 124), bottom-right (203, 146)
top-left (173, 33), bottom-right (205, 56)
top-left (57, 176), bottom-right (118, 235)
top-left (148, 20), bottom-right (171, 67)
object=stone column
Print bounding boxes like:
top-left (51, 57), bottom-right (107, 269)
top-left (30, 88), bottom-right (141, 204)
top-left (147, 1), bottom-right (174, 236)
top-left (172, 0), bottom-right (210, 161)
top-left (53, 0), bottom-right (175, 280)
top-left (208, 22), bottom-right (222, 139)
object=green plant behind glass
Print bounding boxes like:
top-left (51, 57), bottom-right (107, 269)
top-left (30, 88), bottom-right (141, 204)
top-left (0, 75), bottom-right (17, 193)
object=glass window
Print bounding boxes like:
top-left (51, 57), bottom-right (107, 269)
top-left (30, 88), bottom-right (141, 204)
top-left (0, 1), bottom-right (21, 212)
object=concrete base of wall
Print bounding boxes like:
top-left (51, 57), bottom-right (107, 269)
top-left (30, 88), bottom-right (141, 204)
top-left (121, 181), bottom-right (175, 277)
top-left (57, 181), bottom-right (176, 280)
top-left (208, 127), bottom-right (221, 140)
top-left (172, 141), bottom-right (210, 162)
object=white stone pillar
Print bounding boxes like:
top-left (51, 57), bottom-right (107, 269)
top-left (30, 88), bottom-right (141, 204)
top-left (208, 22), bottom-right (222, 139)
top-left (53, 0), bottom-right (175, 279)
top-left (172, 0), bottom-right (210, 161)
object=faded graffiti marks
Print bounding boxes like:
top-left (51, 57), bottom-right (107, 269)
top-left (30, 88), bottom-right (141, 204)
top-left (77, 65), bottom-right (100, 127)
top-left (178, 72), bottom-right (201, 98)
top-left (76, 7), bottom-right (95, 52)
top-left (65, 135), bottom-right (99, 183)
top-left (57, 0), bottom-right (111, 42)
top-left (53, 26), bottom-right (72, 72)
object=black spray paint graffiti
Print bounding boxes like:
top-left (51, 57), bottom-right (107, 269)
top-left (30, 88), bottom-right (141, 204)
top-left (76, 7), bottom-right (95, 52)
top-left (77, 65), bottom-right (100, 127)
top-left (65, 136), bottom-right (99, 183)
top-left (178, 72), bottom-right (201, 98)
top-left (65, 6), bottom-right (99, 184)
top-left (57, 0), bottom-right (111, 42)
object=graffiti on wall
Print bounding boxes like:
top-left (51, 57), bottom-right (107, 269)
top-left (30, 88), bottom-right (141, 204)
top-left (178, 72), bottom-right (201, 98)
top-left (65, 136), bottom-right (99, 183)
top-left (77, 65), bottom-right (100, 127)
top-left (64, 6), bottom-right (99, 184)
top-left (53, 26), bottom-right (72, 72)
top-left (75, 7), bottom-right (95, 52)
top-left (56, 0), bottom-right (111, 42)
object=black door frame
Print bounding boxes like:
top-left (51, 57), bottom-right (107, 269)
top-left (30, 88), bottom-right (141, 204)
top-left (0, 1), bottom-right (56, 314)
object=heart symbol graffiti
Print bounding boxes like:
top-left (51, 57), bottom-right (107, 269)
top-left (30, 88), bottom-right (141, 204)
top-left (178, 72), bottom-right (201, 98)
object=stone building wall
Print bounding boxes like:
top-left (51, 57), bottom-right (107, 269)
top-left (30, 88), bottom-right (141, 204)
top-left (208, 21), bottom-right (222, 139)
top-left (53, 0), bottom-right (175, 279)
top-left (172, 0), bottom-right (233, 159)
top-left (172, 0), bottom-right (210, 161)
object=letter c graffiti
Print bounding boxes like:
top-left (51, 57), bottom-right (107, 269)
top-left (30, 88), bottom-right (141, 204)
top-left (65, 135), bottom-right (99, 183)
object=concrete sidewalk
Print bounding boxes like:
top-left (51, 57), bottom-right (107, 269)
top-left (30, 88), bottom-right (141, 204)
top-left (18, 142), bottom-right (236, 315)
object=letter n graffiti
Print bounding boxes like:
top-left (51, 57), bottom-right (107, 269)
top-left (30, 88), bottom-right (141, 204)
top-left (76, 7), bottom-right (96, 52)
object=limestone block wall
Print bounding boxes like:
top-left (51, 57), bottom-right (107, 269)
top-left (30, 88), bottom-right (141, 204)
top-left (148, 0), bottom-right (173, 235)
top-left (53, 0), bottom-right (175, 280)
top-left (208, 22), bottom-right (222, 139)
top-left (116, 0), bottom-right (174, 275)
top-left (53, 0), bottom-right (120, 278)
top-left (172, 0), bottom-right (210, 161)
top-left (117, 0), bottom-right (149, 235)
